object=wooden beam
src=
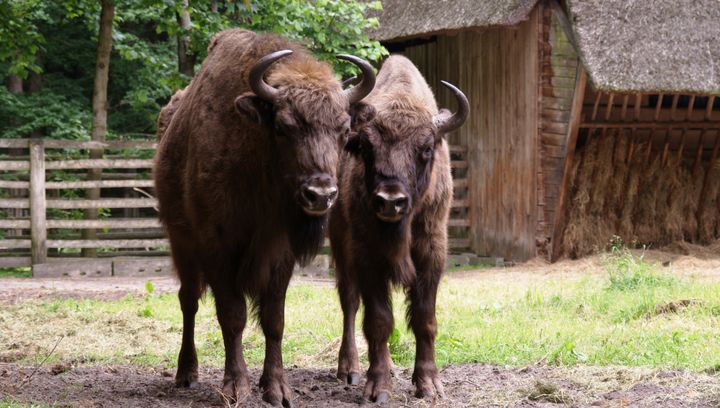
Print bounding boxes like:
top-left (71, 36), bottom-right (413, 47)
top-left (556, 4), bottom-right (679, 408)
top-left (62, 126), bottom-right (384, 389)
top-left (0, 239), bottom-right (31, 249)
top-left (47, 218), bottom-right (161, 229)
top-left (0, 138), bottom-right (157, 150)
top-left (0, 180), bottom-right (29, 189)
top-left (29, 140), bottom-right (47, 265)
top-left (550, 66), bottom-right (587, 262)
top-left (453, 178), bottom-right (468, 189)
top-left (46, 238), bottom-right (168, 249)
top-left (0, 161), bottom-right (29, 170)
top-left (548, 0), bottom-right (579, 52)
top-left (696, 133), bottom-right (720, 229)
top-left (46, 198), bottom-right (157, 209)
top-left (448, 238), bottom-right (470, 249)
top-left (451, 199), bottom-right (469, 208)
top-left (0, 198), bottom-right (29, 208)
top-left (450, 160), bottom-right (468, 169)
top-left (45, 159), bottom-right (154, 170)
top-left (0, 219), bottom-right (30, 228)
top-left (0, 257), bottom-right (32, 268)
top-left (45, 179), bottom-right (154, 189)
top-left (449, 145), bottom-right (467, 154)
top-left (447, 219), bottom-right (470, 227)
top-left (33, 259), bottom-right (113, 278)
top-left (580, 121), bottom-right (720, 129)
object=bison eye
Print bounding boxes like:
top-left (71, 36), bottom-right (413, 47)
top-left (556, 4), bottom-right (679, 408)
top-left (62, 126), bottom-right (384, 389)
top-left (421, 145), bottom-right (433, 161)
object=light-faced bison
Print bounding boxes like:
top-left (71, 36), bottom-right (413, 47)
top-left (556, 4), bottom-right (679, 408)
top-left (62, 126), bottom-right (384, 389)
top-left (154, 29), bottom-right (375, 406)
top-left (330, 55), bottom-right (468, 402)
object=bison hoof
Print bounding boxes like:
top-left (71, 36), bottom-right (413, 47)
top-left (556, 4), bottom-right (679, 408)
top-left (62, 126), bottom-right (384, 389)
top-left (174, 370), bottom-right (198, 388)
top-left (338, 370), bottom-right (361, 386)
top-left (221, 375), bottom-right (250, 402)
top-left (260, 372), bottom-right (294, 408)
top-left (363, 372), bottom-right (392, 404)
top-left (412, 371), bottom-right (445, 399)
top-left (375, 391), bottom-right (391, 404)
top-left (347, 371), bottom-right (361, 385)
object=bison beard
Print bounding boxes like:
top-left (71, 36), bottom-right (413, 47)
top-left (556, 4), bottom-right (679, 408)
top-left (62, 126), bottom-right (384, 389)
top-left (154, 29), bottom-right (375, 407)
top-left (330, 55), bottom-right (468, 403)
top-left (288, 208), bottom-right (327, 267)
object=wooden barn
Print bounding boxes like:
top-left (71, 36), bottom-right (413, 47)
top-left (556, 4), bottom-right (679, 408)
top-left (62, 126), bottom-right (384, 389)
top-left (370, 0), bottom-right (720, 261)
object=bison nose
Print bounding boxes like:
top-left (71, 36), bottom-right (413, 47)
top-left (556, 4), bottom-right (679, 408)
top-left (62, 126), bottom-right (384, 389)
top-left (299, 174), bottom-right (338, 216)
top-left (374, 190), bottom-right (409, 222)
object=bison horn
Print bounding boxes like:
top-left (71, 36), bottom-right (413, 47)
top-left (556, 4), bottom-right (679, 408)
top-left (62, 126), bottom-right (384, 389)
top-left (336, 54), bottom-right (376, 104)
top-left (249, 49), bottom-right (293, 104)
top-left (433, 80), bottom-right (469, 134)
top-left (341, 76), bottom-right (359, 89)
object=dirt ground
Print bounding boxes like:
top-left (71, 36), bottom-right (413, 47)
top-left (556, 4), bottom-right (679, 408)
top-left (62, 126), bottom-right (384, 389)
top-left (1, 362), bottom-right (719, 407)
top-left (1, 246), bottom-right (719, 407)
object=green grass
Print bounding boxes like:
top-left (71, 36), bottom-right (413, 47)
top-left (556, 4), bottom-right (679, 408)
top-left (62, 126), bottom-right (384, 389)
top-left (1, 252), bottom-right (719, 373)
top-left (0, 267), bottom-right (32, 278)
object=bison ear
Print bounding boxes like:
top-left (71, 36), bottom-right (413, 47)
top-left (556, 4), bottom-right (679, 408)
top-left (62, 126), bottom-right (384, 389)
top-left (234, 93), bottom-right (270, 125)
top-left (349, 102), bottom-right (376, 128)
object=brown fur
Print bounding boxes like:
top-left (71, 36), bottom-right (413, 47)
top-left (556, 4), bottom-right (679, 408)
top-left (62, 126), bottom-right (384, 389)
top-left (330, 55), bottom-right (455, 401)
top-left (156, 87), bottom-right (187, 140)
top-left (154, 29), bottom-right (352, 406)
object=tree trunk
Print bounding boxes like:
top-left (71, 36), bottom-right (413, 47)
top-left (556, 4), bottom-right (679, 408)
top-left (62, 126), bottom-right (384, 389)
top-left (6, 74), bottom-right (24, 238)
top-left (176, 0), bottom-right (196, 77)
top-left (83, 0), bottom-right (114, 258)
top-left (27, 71), bottom-right (42, 94)
top-left (6, 74), bottom-right (23, 93)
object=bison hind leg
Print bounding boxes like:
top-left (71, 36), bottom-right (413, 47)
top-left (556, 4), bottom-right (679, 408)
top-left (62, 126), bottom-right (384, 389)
top-left (173, 250), bottom-right (204, 388)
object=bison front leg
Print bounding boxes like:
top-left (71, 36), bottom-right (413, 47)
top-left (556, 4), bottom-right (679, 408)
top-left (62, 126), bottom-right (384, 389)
top-left (407, 270), bottom-right (444, 399)
top-left (336, 275), bottom-right (361, 385)
top-left (361, 284), bottom-right (394, 403)
top-left (258, 267), bottom-right (294, 408)
top-left (214, 289), bottom-right (251, 401)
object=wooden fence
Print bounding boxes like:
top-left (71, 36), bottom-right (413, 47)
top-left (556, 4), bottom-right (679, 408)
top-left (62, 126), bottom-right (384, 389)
top-left (0, 138), bottom-right (167, 277)
top-left (0, 138), bottom-right (470, 277)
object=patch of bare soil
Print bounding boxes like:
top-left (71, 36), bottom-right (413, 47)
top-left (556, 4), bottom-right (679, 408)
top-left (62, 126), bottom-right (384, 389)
top-left (1, 363), bottom-right (718, 407)
top-left (0, 276), bottom-right (335, 304)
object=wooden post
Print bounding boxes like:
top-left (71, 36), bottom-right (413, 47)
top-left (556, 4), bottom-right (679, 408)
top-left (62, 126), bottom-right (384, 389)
top-left (29, 139), bottom-right (47, 265)
top-left (550, 66), bottom-right (587, 262)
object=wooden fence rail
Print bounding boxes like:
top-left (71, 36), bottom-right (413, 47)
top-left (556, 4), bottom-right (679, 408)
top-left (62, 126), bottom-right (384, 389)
top-left (1, 138), bottom-right (471, 275)
top-left (0, 138), bottom-right (162, 272)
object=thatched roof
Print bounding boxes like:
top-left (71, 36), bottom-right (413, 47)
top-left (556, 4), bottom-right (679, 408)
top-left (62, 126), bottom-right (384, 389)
top-left (566, 0), bottom-right (720, 94)
top-left (368, 0), bottom-right (539, 42)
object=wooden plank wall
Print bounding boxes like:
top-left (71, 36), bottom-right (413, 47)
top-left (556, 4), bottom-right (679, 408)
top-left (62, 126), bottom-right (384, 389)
top-left (404, 7), bottom-right (541, 260)
top-left (537, 5), bottom-right (579, 259)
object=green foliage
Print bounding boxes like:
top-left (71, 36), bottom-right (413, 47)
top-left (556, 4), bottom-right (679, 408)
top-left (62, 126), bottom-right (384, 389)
top-left (1, 0), bottom-right (387, 140)
top-left (604, 247), bottom-right (676, 292)
top-left (0, 87), bottom-right (90, 139)
top-left (144, 280), bottom-right (155, 294)
top-left (245, 0), bottom-right (387, 76)
top-left (0, 267), bottom-right (32, 278)
top-left (0, 0), bottom-right (47, 77)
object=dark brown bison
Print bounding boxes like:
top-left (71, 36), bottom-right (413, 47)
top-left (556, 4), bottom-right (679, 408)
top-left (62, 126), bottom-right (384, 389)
top-left (153, 29), bottom-right (375, 406)
top-left (330, 55), bottom-right (468, 402)
top-left (156, 87), bottom-right (186, 140)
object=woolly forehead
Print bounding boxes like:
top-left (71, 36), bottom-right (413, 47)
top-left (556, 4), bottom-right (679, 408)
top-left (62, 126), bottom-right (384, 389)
top-left (268, 59), bottom-right (349, 128)
top-left (371, 96), bottom-right (435, 144)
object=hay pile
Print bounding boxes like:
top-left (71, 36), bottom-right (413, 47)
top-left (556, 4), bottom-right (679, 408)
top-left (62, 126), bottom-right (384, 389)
top-left (561, 130), bottom-right (720, 258)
